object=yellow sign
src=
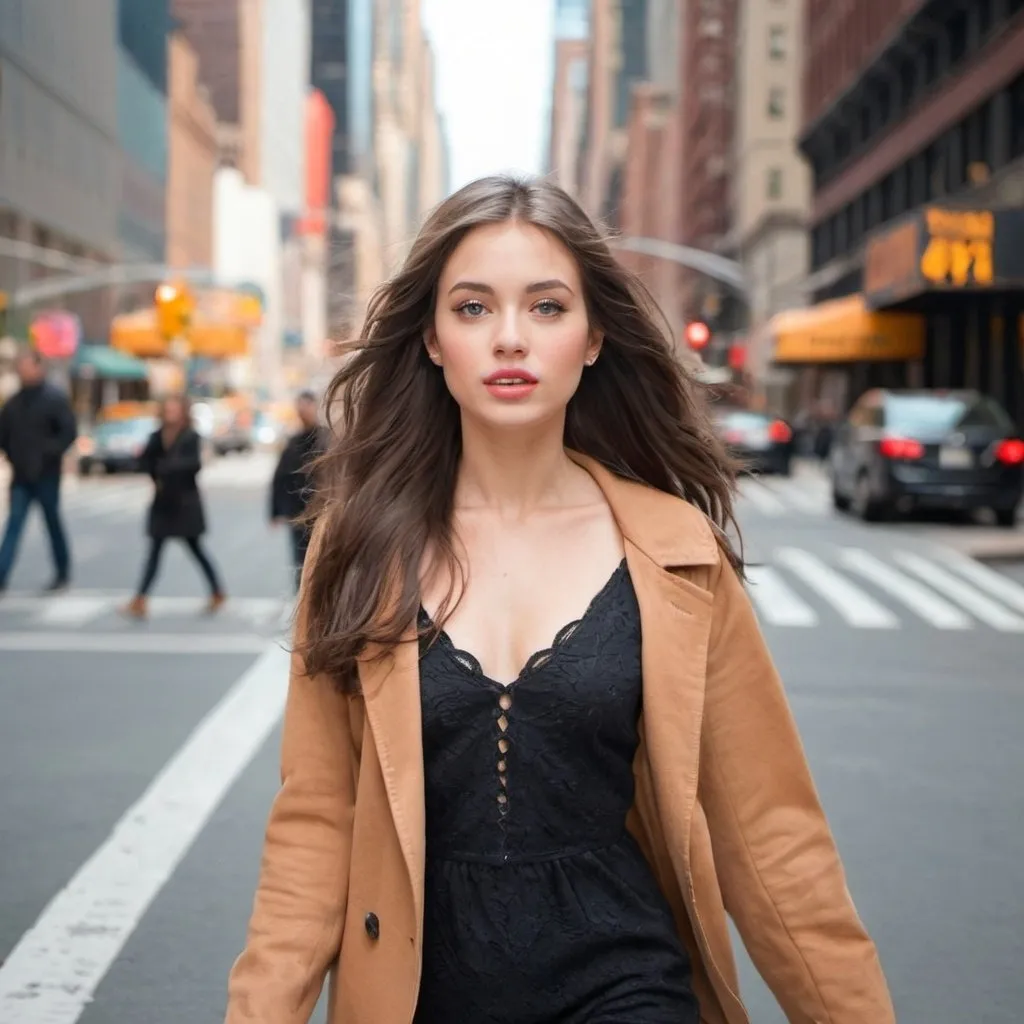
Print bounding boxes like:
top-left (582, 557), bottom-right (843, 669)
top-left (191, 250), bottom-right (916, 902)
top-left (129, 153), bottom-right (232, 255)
top-left (919, 208), bottom-right (994, 288)
top-left (771, 294), bottom-right (926, 364)
top-left (111, 306), bottom-right (249, 359)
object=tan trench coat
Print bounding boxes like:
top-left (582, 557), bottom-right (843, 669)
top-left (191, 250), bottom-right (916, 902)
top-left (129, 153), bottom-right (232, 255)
top-left (226, 454), bottom-right (895, 1024)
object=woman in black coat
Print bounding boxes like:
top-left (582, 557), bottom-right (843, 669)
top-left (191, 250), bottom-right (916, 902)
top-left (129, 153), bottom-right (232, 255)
top-left (123, 394), bottom-right (226, 618)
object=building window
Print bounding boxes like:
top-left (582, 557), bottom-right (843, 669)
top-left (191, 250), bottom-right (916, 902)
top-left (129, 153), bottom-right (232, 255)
top-left (767, 168), bottom-right (783, 198)
top-left (768, 25), bottom-right (786, 59)
top-left (768, 87), bottom-right (785, 118)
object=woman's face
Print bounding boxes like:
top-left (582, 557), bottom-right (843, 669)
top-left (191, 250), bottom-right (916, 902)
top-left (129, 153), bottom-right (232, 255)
top-left (163, 399), bottom-right (185, 427)
top-left (427, 221), bottom-right (601, 431)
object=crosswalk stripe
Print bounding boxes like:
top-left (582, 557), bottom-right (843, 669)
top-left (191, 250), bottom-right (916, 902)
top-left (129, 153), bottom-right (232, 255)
top-left (931, 549), bottom-right (1024, 615)
top-left (746, 565), bottom-right (818, 626)
top-left (737, 479), bottom-right (786, 515)
top-left (775, 548), bottom-right (899, 628)
top-left (837, 548), bottom-right (973, 629)
top-left (761, 480), bottom-right (827, 515)
top-left (892, 551), bottom-right (1024, 632)
top-left (35, 595), bottom-right (112, 626)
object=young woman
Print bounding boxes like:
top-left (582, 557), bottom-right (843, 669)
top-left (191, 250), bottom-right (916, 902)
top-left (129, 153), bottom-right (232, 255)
top-left (226, 176), bottom-right (893, 1024)
top-left (123, 394), bottom-right (225, 618)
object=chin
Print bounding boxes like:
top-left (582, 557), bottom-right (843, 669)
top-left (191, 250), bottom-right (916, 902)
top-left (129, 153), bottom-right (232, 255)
top-left (463, 400), bottom-right (564, 434)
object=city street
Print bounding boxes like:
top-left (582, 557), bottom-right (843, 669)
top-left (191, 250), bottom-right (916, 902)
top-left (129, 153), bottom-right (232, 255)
top-left (1, 457), bottom-right (1023, 1022)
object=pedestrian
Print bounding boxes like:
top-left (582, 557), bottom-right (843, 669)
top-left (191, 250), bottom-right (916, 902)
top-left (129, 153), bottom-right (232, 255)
top-left (269, 390), bottom-right (328, 592)
top-left (122, 394), bottom-right (225, 618)
top-left (226, 176), bottom-right (894, 1024)
top-left (0, 347), bottom-right (77, 595)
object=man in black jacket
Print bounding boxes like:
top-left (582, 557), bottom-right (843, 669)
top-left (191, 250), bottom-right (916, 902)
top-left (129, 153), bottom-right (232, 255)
top-left (270, 391), bottom-right (328, 591)
top-left (0, 348), bottom-right (78, 593)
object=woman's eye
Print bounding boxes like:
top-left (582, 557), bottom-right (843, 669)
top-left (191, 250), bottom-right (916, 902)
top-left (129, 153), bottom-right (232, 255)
top-left (534, 299), bottom-right (565, 316)
top-left (456, 300), bottom-right (487, 317)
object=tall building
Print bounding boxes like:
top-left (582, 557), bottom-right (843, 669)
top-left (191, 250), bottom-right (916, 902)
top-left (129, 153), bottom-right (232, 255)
top-left (678, 0), bottom-right (737, 319)
top-left (578, 0), bottom-right (650, 223)
top-left (311, 0), bottom-right (351, 179)
top-left (171, 0), bottom-right (260, 177)
top-left (731, 0), bottom-right (811, 326)
top-left (167, 31), bottom-right (219, 270)
top-left (117, 0), bottom-right (170, 269)
top-left (789, 0), bottom-right (1024, 425)
top-left (0, 0), bottom-right (121, 339)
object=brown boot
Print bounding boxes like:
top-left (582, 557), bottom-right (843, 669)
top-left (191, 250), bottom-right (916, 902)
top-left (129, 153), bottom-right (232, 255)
top-left (122, 595), bottom-right (147, 619)
top-left (206, 592), bottom-right (227, 614)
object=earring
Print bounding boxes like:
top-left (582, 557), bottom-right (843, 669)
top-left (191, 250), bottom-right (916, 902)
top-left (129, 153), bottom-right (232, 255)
top-left (585, 356), bottom-right (597, 366)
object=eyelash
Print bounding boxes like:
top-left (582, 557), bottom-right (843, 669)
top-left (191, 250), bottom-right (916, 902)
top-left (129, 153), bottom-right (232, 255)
top-left (454, 299), bottom-right (566, 317)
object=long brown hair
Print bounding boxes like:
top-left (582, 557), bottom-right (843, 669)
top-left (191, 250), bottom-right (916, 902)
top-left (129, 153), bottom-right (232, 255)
top-left (301, 174), bottom-right (741, 690)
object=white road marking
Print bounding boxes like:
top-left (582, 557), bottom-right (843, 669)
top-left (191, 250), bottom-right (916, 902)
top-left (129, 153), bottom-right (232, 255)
top-left (838, 548), bottom-right (973, 629)
top-left (762, 479), bottom-right (829, 515)
top-left (737, 478), bottom-right (785, 515)
top-left (0, 643), bottom-right (289, 1021)
top-left (892, 551), bottom-right (1024, 632)
top-left (35, 596), bottom-right (112, 627)
top-left (775, 548), bottom-right (899, 628)
top-left (930, 548), bottom-right (1024, 615)
top-left (0, 632), bottom-right (273, 654)
top-left (746, 565), bottom-right (818, 626)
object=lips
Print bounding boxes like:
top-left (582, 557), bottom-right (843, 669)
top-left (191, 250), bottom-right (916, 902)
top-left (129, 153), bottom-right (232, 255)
top-left (483, 369), bottom-right (538, 385)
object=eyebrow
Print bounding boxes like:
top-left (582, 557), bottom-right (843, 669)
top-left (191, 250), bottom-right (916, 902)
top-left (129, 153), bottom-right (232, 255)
top-left (447, 278), bottom-right (574, 296)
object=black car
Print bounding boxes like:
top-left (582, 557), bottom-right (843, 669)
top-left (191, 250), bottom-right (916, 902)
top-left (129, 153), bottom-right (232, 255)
top-left (714, 410), bottom-right (794, 475)
top-left (830, 389), bottom-right (1023, 525)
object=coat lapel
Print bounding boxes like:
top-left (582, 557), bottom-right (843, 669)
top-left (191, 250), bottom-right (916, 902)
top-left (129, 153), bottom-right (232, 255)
top-left (572, 452), bottom-right (722, 872)
top-left (358, 632), bottom-right (425, 926)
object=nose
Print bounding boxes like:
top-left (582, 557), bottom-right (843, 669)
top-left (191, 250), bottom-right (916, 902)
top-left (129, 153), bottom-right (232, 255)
top-left (492, 308), bottom-right (528, 359)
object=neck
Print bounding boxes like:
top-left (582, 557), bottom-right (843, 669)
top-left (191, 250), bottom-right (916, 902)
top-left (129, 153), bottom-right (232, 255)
top-left (455, 413), bottom-right (582, 517)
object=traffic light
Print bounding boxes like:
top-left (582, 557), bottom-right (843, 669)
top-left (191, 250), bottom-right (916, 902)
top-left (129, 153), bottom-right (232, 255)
top-left (684, 320), bottom-right (711, 351)
top-left (154, 281), bottom-right (194, 341)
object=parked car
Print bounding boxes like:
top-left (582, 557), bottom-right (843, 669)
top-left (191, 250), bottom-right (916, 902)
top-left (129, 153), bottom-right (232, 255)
top-left (77, 415), bottom-right (157, 475)
top-left (830, 388), bottom-right (1024, 525)
top-left (714, 409), bottom-right (794, 475)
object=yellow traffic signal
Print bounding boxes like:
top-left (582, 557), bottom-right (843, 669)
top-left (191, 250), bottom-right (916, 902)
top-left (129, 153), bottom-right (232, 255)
top-left (154, 281), bottom-right (195, 340)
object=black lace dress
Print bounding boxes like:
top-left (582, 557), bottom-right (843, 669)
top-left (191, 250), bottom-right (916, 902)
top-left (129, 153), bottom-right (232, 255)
top-left (414, 560), bottom-right (700, 1024)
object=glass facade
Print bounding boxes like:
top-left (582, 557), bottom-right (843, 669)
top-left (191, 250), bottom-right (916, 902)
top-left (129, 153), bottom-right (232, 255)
top-left (117, 48), bottom-right (167, 261)
top-left (118, 0), bottom-right (171, 94)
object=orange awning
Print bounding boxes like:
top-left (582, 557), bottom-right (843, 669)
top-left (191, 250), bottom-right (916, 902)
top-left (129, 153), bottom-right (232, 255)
top-left (770, 294), bottom-right (926, 364)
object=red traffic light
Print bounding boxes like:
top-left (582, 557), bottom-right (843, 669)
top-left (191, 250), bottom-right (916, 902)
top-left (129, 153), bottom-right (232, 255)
top-left (684, 321), bottom-right (711, 350)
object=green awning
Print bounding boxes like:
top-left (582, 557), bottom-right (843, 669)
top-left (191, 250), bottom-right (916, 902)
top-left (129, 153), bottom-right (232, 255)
top-left (74, 345), bottom-right (149, 381)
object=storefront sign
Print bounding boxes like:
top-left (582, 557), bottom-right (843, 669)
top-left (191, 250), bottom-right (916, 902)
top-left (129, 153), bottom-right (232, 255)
top-left (865, 207), bottom-right (1024, 308)
top-left (919, 209), bottom-right (994, 287)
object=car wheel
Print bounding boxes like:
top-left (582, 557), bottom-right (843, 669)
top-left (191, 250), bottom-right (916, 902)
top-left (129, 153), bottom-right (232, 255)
top-left (994, 505), bottom-right (1019, 528)
top-left (853, 472), bottom-right (886, 522)
top-left (831, 481), bottom-right (850, 511)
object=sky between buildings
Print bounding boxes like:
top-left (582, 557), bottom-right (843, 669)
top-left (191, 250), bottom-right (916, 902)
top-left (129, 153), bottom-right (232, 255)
top-left (422, 0), bottom-right (556, 192)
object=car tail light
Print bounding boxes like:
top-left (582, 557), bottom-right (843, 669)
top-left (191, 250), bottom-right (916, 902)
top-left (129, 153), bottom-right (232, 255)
top-left (768, 419), bottom-right (792, 443)
top-left (995, 439), bottom-right (1024, 465)
top-left (879, 436), bottom-right (924, 460)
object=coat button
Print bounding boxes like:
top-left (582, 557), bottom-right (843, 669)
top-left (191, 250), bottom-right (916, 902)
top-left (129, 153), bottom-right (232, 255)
top-left (364, 912), bottom-right (380, 941)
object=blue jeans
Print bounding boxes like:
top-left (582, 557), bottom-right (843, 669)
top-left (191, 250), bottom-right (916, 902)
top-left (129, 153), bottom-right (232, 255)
top-left (0, 474), bottom-right (71, 587)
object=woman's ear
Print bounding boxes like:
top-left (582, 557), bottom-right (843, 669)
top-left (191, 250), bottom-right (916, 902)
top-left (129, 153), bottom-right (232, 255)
top-left (584, 328), bottom-right (604, 367)
top-left (423, 326), bottom-right (442, 366)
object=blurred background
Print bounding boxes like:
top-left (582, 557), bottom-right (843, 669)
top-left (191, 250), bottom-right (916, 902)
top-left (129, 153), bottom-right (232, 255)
top-left (1, 2), bottom-right (1024, 1022)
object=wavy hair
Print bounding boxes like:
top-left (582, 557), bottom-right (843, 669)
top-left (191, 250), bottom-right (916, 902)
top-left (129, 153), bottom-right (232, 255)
top-left (300, 174), bottom-right (741, 690)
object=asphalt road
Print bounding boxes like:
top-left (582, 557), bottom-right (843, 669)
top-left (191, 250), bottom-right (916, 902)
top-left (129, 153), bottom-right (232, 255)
top-left (1, 455), bottom-right (1022, 1023)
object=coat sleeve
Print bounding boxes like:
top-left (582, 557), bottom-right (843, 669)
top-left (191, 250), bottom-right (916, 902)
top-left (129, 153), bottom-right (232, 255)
top-left (225, 527), bottom-right (356, 1022)
top-left (698, 557), bottom-right (895, 1024)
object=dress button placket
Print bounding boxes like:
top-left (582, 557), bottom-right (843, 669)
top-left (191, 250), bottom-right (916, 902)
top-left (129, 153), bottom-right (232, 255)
top-left (496, 690), bottom-right (512, 817)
